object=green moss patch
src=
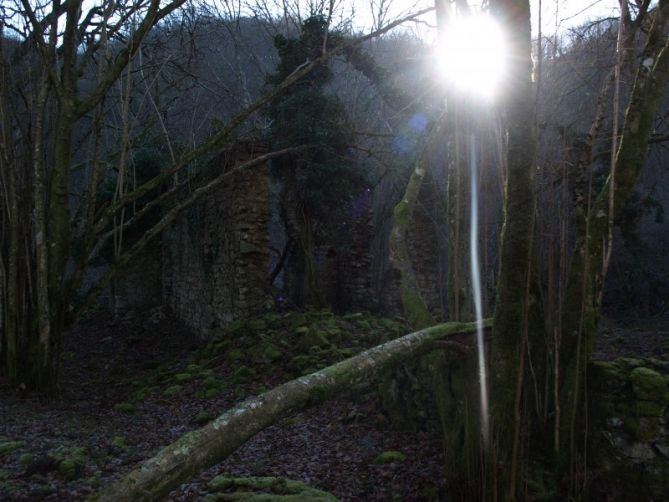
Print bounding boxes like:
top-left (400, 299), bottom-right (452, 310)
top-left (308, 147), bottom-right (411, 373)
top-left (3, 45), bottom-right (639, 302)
top-left (204, 388), bottom-right (222, 398)
top-left (138, 311), bottom-right (409, 403)
top-left (113, 402), bottom-right (137, 414)
top-left (111, 436), bottom-right (129, 452)
top-left (194, 411), bottom-right (214, 425)
top-left (232, 367), bottom-right (256, 384)
top-left (206, 475), bottom-right (338, 501)
top-left (226, 349), bottom-right (244, 362)
top-left (18, 453), bottom-right (33, 466)
top-left (163, 385), bottom-right (183, 397)
top-left (0, 440), bottom-right (26, 457)
top-left (374, 450), bottom-right (406, 464)
top-left (203, 376), bottom-right (224, 390)
top-left (629, 367), bottom-right (668, 403)
top-left (50, 446), bottom-right (87, 481)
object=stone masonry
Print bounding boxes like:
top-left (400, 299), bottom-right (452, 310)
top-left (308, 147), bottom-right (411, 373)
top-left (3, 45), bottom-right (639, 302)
top-left (161, 142), bottom-right (271, 335)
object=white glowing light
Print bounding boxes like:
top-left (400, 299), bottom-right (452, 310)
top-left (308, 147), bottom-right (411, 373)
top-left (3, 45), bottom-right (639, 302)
top-left (438, 13), bottom-right (507, 99)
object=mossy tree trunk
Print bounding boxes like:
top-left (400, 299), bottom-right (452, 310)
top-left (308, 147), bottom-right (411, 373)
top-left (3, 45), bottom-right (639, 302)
top-left (389, 119), bottom-right (446, 329)
top-left (0, 0), bottom-right (185, 392)
top-left (446, 97), bottom-right (473, 322)
top-left (297, 204), bottom-right (327, 308)
top-left (487, 1), bottom-right (669, 495)
top-left (559, 0), bottom-right (669, 457)
top-left (94, 320), bottom-right (488, 501)
top-left (489, 0), bottom-right (537, 496)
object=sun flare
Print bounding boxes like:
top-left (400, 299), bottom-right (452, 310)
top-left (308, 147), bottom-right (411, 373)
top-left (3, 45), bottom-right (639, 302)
top-left (437, 13), bottom-right (507, 99)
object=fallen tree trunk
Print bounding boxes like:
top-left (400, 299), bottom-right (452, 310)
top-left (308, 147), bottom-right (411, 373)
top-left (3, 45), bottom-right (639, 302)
top-left (93, 320), bottom-right (490, 501)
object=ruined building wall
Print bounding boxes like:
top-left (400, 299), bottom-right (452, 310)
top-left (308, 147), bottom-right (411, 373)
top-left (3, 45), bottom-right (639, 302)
top-left (112, 241), bottom-right (162, 314)
top-left (116, 144), bottom-right (445, 332)
top-left (327, 189), bottom-right (375, 312)
top-left (161, 144), bottom-right (271, 335)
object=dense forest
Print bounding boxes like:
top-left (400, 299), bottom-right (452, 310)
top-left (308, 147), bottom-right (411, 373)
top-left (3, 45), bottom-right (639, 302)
top-left (1, 0), bottom-right (668, 500)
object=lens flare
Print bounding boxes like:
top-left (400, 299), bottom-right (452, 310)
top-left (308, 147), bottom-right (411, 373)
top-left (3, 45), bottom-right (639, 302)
top-left (469, 135), bottom-right (490, 446)
top-left (438, 13), bottom-right (507, 99)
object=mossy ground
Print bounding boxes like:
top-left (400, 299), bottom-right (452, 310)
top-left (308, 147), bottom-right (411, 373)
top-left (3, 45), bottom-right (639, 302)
top-left (0, 308), bottom-right (447, 500)
top-left (111, 309), bottom-right (408, 410)
top-left (2, 307), bottom-right (666, 500)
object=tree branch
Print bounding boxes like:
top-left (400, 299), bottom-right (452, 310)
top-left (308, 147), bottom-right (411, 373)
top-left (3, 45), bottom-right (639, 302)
top-left (75, 0), bottom-right (187, 117)
top-left (89, 6), bottom-right (435, 235)
top-left (78, 145), bottom-right (307, 311)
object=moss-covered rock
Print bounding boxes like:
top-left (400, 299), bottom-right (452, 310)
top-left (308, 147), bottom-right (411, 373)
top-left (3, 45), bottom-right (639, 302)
top-left (18, 453), bottom-right (33, 466)
top-left (130, 388), bottom-right (148, 402)
top-left (290, 355), bottom-right (313, 371)
top-left (298, 330), bottom-right (329, 350)
top-left (263, 313), bottom-right (283, 329)
top-left (205, 475), bottom-right (338, 501)
top-left (224, 319), bottom-right (247, 336)
top-left (205, 388), bottom-right (222, 398)
top-left (203, 376), bottom-right (224, 390)
top-left (51, 446), bottom-right (87, 481)
top-left (0, 475), bottom-right (17, 497)
top-left (634, 400), bottom-right (664, 417)
top-left (0, 440), bottom-right (26, 456)
top-left (208, 339), bottom-right (231, 356)
top-left (232, 367), bottom-right (256, 384)
top-left (83, 476), bottom-right (100, 488)
top-left (374, 451), bottom-right (406, 464)
top-left (111, 436), bottom-right (129, 452)
top-left (113, 402), bottom-right (137, 414)
top-left (163, 385), bottom-right (183, 397)
top-left (589, 360), bottom-right (626, 392)
top-left (250, 342), bottom-right (283, 363)
top-left (194, 410), bottom-right (214, 425)
top-left (337, 347), bottom-right (357, 358)
top-left (58, 459), bottom-right (78, 480)
top-left (226, 349), bottom-right (245, 362)
top-left (355, 319), bottom-right (372, 331)
top-left (588, 357), bottom-right (669, 500)
top-left (629, 367), bottom-right (668, 403)
top-left (248, 319), bottom-right (267, 332)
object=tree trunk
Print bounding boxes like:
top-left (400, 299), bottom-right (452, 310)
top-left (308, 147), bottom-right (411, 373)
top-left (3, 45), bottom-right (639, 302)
top-left (559, 0), bottom-right (669, 456)
top-left (31, 70), bottom-right (52, 388)
top-left (297, 204), bottom-right (326, 308)
top-left (94, 320), bottom-right (489, 501)
top-left (446, 98), bottom-right (472, 322)
top-left (389, 120), bottom-right (446, 328)
top-left (489, 0), bottom-right (536, 496)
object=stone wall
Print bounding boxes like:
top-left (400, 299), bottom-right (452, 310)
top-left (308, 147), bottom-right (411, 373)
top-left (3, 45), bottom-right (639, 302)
top-left (588, 357), bottom-right (669, 499)
top-left (327, 189), bottom-right (375, 312)
top-left (112, 241), bottom-right (162, 314)
top-left (115, 144), bottom-right (445, 331)
top-left (162, 143), bottom-right (271, 335)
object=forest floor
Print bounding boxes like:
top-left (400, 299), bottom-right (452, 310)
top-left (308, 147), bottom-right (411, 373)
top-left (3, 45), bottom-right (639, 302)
top-left (1, 307), bottom-right (667, 501)
top-left (1, 309), bottom-right (446, 501)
